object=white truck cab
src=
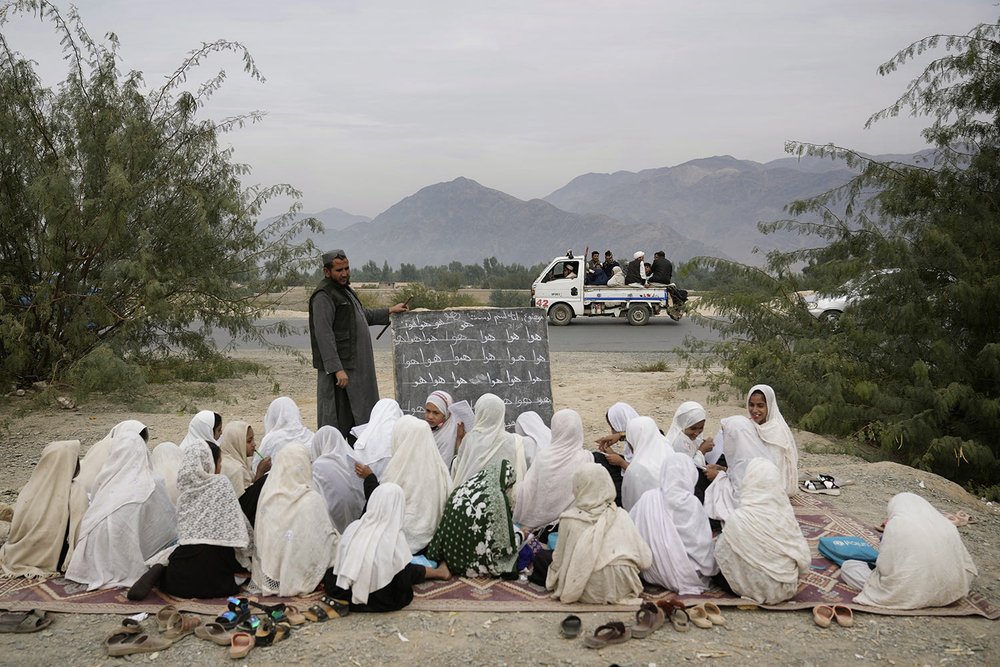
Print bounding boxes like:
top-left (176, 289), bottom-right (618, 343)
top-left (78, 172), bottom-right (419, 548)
top-left (531, 254), bottom-right (684, 326)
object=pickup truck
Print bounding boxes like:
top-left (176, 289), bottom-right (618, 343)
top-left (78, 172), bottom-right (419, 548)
top-left (530, 255), bottom-right (684, 326)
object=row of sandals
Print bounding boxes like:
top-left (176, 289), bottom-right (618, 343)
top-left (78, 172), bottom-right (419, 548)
top-left (562, 600), bottom-right (727, 648)
top-left (103, 596), bottom-right (349, 659)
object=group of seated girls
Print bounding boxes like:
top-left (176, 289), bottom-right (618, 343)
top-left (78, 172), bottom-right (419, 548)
top-left (0, 385), bottom-right (978, 613)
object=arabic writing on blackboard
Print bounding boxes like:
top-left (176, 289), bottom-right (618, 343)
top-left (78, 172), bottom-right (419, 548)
top-left (392, 308), bottom-right (554, 428)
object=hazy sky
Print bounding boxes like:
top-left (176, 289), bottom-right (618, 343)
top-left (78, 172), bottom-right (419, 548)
top-left (4, 1), bottom-right (996, 217)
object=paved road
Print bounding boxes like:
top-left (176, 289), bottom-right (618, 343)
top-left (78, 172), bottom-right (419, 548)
top-left (213, 313), bottom-right (721, 353)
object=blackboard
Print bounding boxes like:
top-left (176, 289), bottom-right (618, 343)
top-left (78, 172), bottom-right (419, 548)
top-left (391, 308), bottom-right (553, 428)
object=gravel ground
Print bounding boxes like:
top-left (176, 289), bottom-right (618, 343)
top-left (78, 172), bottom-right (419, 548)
top-left (1, 350), bottom-right (997, 666)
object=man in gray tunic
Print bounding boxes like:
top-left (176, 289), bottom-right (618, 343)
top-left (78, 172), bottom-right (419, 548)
top-left (309, 249), bottom-right (409, 437)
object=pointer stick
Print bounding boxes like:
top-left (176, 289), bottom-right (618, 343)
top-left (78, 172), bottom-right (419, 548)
top-left (376, 296), bottom-right (412, 340)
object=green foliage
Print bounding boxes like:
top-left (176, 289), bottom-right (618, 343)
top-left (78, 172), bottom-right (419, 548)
top-left (390, 284), bottom-right (478, 310)
top-left (142, 355), bottom-right (266, 385)
top-left (488, 289), bottom-right (528, 307)
top-left (0, 2), bottom-right (315, 385)
top-left (344, 257), bottom-right (547, 290)
top-left (68, 346), bottom-right (146, 400)
top-left (685, 18), bottom-right (1000, 488)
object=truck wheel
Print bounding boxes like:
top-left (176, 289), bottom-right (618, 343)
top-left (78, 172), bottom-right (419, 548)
top-left (627, 304), bottom-right (650, 326)
top-left (548, 303), bottom-right (573, 326)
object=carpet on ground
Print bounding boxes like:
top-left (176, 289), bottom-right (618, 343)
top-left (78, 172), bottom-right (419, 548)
top-left (0, 495), bottom-right (996, 618)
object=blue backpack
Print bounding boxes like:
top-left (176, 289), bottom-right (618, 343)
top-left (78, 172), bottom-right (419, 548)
top-left (818, 536), bottom-right (879, 566)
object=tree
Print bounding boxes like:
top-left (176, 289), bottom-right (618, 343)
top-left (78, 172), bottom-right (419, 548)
top-left (685, 18), bottom-right (1000, 491)
top-left (0, 1), bottom-right (317, 384)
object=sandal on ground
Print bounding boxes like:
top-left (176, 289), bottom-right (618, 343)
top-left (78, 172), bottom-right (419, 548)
top-left (833, 605), bottom-right (854, 627)
top-left (319, 596), bottom-right (351, 619)
top-left (250, 600), bottom-right (290, 624)
top-left (215, 599), bottom-right (251, 631)
top-left (687, 604), bottom-right (713, 629)
top-left (229, 631), bottom-right (254, 659)
top-left (701, 601), bottom-right (725, 626)
top-left (303, 605), bottom-right (330, 623)
top-left (0, 609), bottom-right (51, 634)
top-left (630, 602), bottom-right (664, 639)
top-left (559, 614), bottom-right (582, 638)
top-left (949, 511), bottom-right (975, 527)
top-left (282, 605), bottom-right (307, 626)
top-left (119, 617), bottom-right (144, 635)
top-left (155, 604), bottom-right (178, 632)
top-left (105, 632), bottom-right (172, 657)
top-left (801, 479), bottom-right (841, 496)
top-left (195, 622), bottom-right (234, 646)
top-left (583, 621), bottom-right (631, 649)
top-left (253, 618), bottom-right (292, 647)
top-left (163, 611), bottom-right (203, 641)
top-left (669, 607), bottom-right (690, 632)
top-left (813, 604), bottom-right (835, 628)
top-left (817, 473), bottom-right (854, 488)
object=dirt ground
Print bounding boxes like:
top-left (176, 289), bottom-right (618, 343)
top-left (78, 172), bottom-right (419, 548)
top-left (1, 349), bottom-right (997, 666)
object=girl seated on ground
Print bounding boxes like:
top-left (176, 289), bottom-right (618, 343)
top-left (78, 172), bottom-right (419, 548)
top-left (703, 415), bottom-right (773, 522)
top-left (630, 453), bottom-right (718, 594)
top-left (313, 426), bottom-right (367, 533)
top-left (218, 420), bottom-right (266, 497)
top-left (423, 390), bottom-right (463, 467)
top-left (714, 458), bottom-right (809, 604)
top-left (546, 463), bottom-right (652, 604)
top-left (324, 484), bottom-right (451, 612)
top-left (449, 394), bottom-right (526, 489)
top-left (161, 442), bottom-right (250, 599)
top-left (664, 401), bottom-right (721, 501)
top-left (621, 416), bottom-right (670, 511)
top-left (66, 431), bottom-right (177, 590)
top-left (251, 445), bottom-right (338, 596)
top-left (75, 420), bottom-right (148, 499)
top-left (351, 398), bottom-right (403, 479)
top-left (179, 410), bottom-right (222, 449)
top-left (746, 385), bottom-right (799, 495)
top-left (0, 440), bottom-right (88, 578)
top-left (255, 397), bottom-right (314, 473)
top-left (593, 402), bottom-right (640, 506)
top-left (853, 493), bottom-right (977, 609)
top-left (514, 409), bottom-right (593, 534)
top-left (427, 460), bottom-right (520, 578)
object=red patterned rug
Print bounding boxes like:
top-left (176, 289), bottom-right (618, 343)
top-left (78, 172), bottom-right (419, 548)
top-left (1, 496), bottom-right (996, 618)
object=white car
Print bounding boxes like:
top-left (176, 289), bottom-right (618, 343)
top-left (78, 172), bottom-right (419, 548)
top-left (804, 270), bottom-right (895, 322)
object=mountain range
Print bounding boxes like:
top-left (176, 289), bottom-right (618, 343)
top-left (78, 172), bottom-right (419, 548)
top-left (290, 151), bottom-right (923, 268)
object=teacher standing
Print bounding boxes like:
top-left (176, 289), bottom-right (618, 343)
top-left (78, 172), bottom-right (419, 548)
top-left (309, 249), bottom-right (409, 437)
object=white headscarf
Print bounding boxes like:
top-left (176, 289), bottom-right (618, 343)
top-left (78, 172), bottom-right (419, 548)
top-left (719, 458), bottom-right (810, 585)
top-left (76, 420), bottom-right (147, 498)
top-left (856, 493), bottom-right (977, 609)
top-left (312, 426), bottom-right (366, 533)
top-left (0, 440), bottom-right (87, 578)
top-left (621, 416), bottom-right (670, 511)
top-left (665, 401), bottom-right (707, 467)
top-left (66, 432), bottom-right (177, 590)
top-left (381, 416), bottom-right (451, 553)
top-left (334, 483), bottom-right (411, 605)
top-left (450, 393), bottom-right (525, 489)
top-left (703, 415), bottom-right (773, 521)
top-left (514, 409), bottom-right (593, 531)
top-left (176, 442), bottom-right (249, 548)
top-left (218, 421), bottom-right (254, 496)
top-left (352, 398), bottom-right (403, 478)
top-left (607, 265), bottom-right (626, 287)
top-left (515, 411), bottom-right (551, 454)
top-left (150, 442), bottom-right (184, 505)
top-left (179, 410), bottom-right (218, 449)
top-left (606, 402), bottom-right (639, 461)
top-left (630, 453), bottom-right (717, 594)
top-left (747, 385), bottom-right (799, 495)
top-left (426, 391), bottom-right (459, 466)
top-left (256, 397), bottom-right (314, 471)
top-left (252, 445), bottom-right (338, 596)
top-left (547, 463), bottom-right (652, 604)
